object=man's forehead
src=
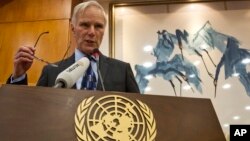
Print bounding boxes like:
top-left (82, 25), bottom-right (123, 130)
top-left (77, 11), bottom-right (105, 23)
top-left (78, 6), bottom-right (105, 19)
top-left (78, 6), bottom-right (103, 16)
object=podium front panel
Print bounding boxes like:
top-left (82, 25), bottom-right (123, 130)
top-left (0, 85), bottom-right (226, 141)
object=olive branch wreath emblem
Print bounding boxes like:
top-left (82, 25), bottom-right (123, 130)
top-left (74, 96), bottom-right (157, 141)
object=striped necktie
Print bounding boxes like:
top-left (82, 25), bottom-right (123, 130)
top-left (81, 57), bottom-right (97, 90)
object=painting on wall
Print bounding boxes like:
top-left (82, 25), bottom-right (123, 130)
top-left (110, 0), bottom-right (250, 135)
top-left (110, 1), bottom-right (250, 97)
top-left (135, 20), bottom-right (250, 97)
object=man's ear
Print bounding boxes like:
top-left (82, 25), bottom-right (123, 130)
top-left (71, 23), bottom-right (75, 34)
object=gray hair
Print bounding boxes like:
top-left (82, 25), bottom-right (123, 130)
top-left (71, 1), bottom-right (107, 27)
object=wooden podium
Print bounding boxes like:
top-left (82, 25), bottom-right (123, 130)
top-left (0, 85), bottom-right (226, 141)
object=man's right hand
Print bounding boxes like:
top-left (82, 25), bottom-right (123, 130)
top-left (12, 46), bottom-right (36, 79)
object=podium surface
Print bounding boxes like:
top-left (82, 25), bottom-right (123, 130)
top-left (0, 85), bottom-right (225, 141)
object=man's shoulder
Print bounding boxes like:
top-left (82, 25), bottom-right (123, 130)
top-left (55, 53), bottom-right (75, 65)
top-left (101, 54), bottom-right (129, 65)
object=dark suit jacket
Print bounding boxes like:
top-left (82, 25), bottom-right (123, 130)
top-left (7, 54), bottom-right (140, 93)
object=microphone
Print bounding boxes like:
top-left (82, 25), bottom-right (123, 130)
top-left (92, 48), bottom-right (106, 91)
top-left (53, 57), bottom-right (90, 88)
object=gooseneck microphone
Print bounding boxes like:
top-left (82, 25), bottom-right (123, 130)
top-left (92, 48), bottom-right (106, 91)
top-left (53, 57), bottom-right (90, 88)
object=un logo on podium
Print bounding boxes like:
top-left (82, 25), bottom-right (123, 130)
top-left (75, 95), bottom-right (157, 141)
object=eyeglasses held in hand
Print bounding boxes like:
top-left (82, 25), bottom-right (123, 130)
top-left (33, 31), bottom-right (58, 67)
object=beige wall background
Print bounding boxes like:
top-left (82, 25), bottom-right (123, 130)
top-left (109, 0), bottom-right (250, 138)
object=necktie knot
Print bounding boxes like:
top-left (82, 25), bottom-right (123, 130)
top-left (87, 55), bottom-right (97, 62)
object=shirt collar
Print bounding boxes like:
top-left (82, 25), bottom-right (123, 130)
top-left (75, 48), bottom-right (97, 62)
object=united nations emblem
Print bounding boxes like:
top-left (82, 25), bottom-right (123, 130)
top-left (75, 95), bottom-right (157, 141)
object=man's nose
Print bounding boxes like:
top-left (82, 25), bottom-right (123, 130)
top-left (88, 26), bottom-right (95, 36)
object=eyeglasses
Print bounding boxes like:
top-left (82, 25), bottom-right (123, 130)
top-left (33, 31), bottom-right (58, 67)
top-left (33, 55), bottom-right (58, 67)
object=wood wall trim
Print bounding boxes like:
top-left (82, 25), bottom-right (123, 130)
top-left (0, 0), bottom-right (72, 23)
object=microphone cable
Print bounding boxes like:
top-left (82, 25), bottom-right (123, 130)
top-left (97, 59), bottom-right (105, 91)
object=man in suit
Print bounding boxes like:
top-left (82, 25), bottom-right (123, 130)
top-left (7, 1), bottom-right (140, 93)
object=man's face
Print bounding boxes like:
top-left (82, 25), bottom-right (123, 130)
top-left (72, 6), bottom-right (105, 54)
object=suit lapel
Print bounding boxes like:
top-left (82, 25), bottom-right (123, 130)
top-left (58, 54), bottom-right (75, 73)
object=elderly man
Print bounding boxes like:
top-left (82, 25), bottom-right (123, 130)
top-left (7, 1), bottom-right (140, 93)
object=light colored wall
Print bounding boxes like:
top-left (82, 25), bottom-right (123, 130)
top-left (109, 0), bottom-right (250, 137)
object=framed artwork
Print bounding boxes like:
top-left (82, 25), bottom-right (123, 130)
top-left (109, 0), bottom-right (250, 135)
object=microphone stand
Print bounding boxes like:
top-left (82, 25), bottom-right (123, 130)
top-left (92, 49), bottom-right (106, 91)
top-left (96, 60), bottom-right (105, 91)
top-left (53, 82), bottom-right (64, 88)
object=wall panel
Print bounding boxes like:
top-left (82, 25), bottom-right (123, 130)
top-left (0, 20), bottom-right (70, 85)
top-left (0, 0), bottom-right (79, 85)
top-left (0, 0), bottom-right (72, 22)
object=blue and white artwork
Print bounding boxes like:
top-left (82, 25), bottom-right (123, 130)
top-left (135, 21), bottom-right (250, 97)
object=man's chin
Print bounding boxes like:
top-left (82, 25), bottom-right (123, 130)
top-left (79, 47), bottom-right (97, 54)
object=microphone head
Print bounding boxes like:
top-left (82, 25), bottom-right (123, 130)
top-left (55, 57), bottom-right (90, 88)
top-left (92, 48), bottom-right (101, 58)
